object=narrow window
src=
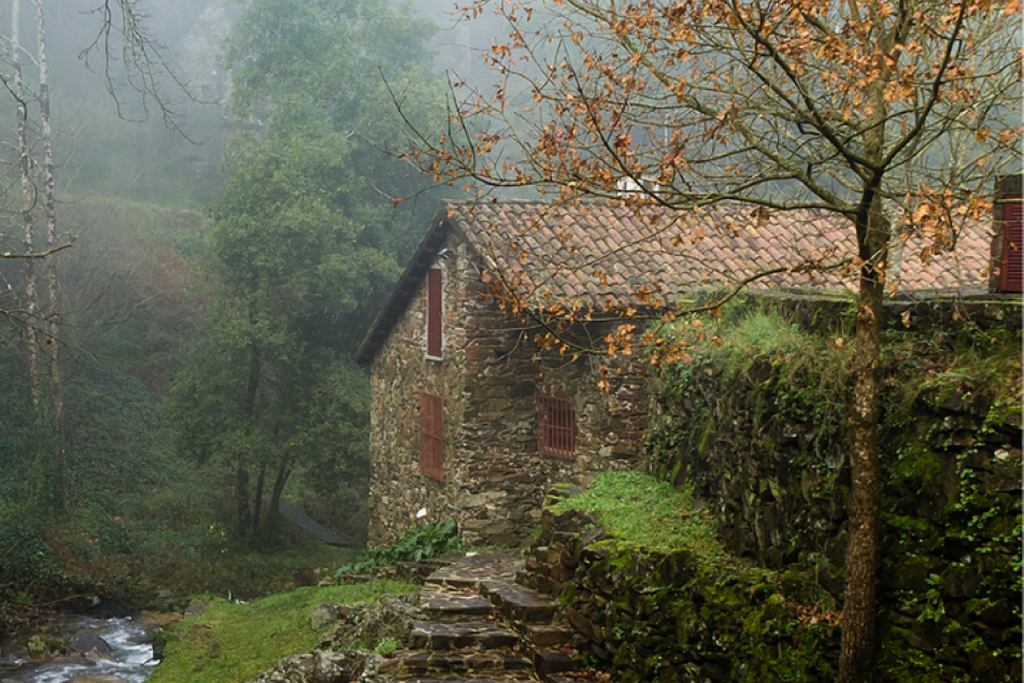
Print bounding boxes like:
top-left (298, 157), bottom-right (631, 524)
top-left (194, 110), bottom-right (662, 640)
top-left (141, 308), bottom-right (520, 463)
top-left (538, 396), bottom-right (575, 459)
top-left (426, 267), bottom-right (443, 359)
top-left (1000, 196), bottom-right (1022, 293)
top-left (420, 392), bottom-right (444, 480)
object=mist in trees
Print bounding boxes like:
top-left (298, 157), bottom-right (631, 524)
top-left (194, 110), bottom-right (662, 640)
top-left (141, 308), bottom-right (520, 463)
top-left (0, 0), bottom-right (449, 616)
top-left (164, 0), bottom-right (446, 543)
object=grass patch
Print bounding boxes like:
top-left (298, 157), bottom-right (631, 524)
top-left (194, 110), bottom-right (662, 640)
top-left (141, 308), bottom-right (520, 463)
top-left (665, 306), bottom-right (855, 391)
top-left (547, 471), bottom-right (726, 559)
top-left (148, 579), bottom-right (417, 683)
top-left (883, 320), bottom-right (1022, 407)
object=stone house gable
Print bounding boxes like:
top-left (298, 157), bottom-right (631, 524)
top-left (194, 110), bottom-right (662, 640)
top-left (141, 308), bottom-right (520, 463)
top-left (356, 199), bottom-right (996, 549)
top-left (356, 204), bottom-right (648, 548)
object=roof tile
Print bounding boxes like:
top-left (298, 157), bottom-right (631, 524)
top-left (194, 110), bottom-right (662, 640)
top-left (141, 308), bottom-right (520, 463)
top-left (450, 200), bottom-right (991, 303)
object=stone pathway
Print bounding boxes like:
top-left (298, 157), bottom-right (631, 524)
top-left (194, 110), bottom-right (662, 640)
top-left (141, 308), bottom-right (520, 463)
top-left (378, 551), bottom-right (580, 682)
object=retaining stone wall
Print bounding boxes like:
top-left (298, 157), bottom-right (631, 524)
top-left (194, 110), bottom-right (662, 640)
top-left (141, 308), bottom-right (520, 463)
top-left (638, 354), bottom-right (1022, 679)
top-left (525, 497), bottom-right (1021, 682)
top-left (521, 508), bottom-right (842, 682)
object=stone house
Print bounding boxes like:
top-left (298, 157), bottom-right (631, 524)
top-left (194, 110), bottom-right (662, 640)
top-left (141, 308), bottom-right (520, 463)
top-left (356, 199), bottom-right (997, 548)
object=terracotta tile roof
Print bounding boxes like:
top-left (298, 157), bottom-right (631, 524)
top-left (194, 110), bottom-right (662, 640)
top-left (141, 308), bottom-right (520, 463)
top-left (449, 200), bottom-right (992, 307)
top-left (356, 199), bottom-right (992, 365)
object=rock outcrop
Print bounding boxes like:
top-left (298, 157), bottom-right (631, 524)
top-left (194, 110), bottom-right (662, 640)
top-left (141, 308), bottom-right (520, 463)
top-left (245, 650), bottom-right (355, 683)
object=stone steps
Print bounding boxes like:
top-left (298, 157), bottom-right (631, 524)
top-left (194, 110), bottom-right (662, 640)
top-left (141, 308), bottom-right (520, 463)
top-left (420, 586), bottom-right (496, 621)
top-left (519, 623), bottom-right (573, 650)
top-left (378, 651), bottom-right (534, 677)
top-left (388, 551), bottom-right (581, 683)
top-left (410, 620), bottom-right (519, 650)
top-left (427, 550), bottom-right (521, 589)
top-left (478, 581), bottom-right (559, 625)
top-left (531, 649), bottom-right (577, 679)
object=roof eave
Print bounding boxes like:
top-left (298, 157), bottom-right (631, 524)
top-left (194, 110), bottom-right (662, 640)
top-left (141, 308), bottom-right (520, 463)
top-left (355, 207), bottom-right (454, 366)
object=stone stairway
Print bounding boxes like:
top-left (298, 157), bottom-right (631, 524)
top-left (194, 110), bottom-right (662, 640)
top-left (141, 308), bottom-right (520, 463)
top-left (378, 551), bottom-right (578, 682)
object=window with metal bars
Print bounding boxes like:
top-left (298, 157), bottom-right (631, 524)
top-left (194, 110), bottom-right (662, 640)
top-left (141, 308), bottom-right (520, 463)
top-left (538, 396), bottom-right (575, 459)
top-left (420, 392), bottom-right (443, 480)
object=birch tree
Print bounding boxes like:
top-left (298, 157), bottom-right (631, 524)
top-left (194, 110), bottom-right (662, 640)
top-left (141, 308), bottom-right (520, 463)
top-left (401, 0), bottom-right (1020, 679)
top-left (0, 0), bottom-right (196, 514)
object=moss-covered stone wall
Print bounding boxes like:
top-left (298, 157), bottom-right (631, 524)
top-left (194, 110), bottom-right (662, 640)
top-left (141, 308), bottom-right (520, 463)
top-left (523, 508), bottom-right (843, 682)
top-left (639, 311), bottom-right (1022, 681)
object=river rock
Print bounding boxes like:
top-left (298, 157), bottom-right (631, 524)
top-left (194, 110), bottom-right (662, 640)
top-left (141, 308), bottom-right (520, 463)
top-left (64, 677), bottom-right (129, 683)
top-left (68, 629), bottom-right (113, 655)
top-left (83, 647), bottom-right (117, 663)
top-left (311, 604), bottom-right (340, 630)
top-left (141, 611), bottom-right (182, 628)
top-left (245, 650), bottom-right (353, 683)
top-left (49, 653), bottom-right (95, 667)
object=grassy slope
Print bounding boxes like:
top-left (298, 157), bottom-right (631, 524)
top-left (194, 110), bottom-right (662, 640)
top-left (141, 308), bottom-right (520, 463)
top-left (549, 470), bottom-right (728, 559)
top-left (149, 580), bottom-right (418, 683)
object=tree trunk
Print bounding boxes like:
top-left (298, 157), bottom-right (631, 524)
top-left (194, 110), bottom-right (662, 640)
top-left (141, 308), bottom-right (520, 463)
top-left (11, 0), bottom-right (40, 421)
top-left (236, 464), bottom-right (250, 538)
top-left (267, 459), bottom-right (292, 534)
top-left (252, 465), bottom-right (266, 534)
top-left (34, 0), bottom-right (63, 516)
top-left (840, 274), bottom-right (883, 683)
top-left (839, 75), bottom-right (889, 683)
top-left (238, 326), bottom-right (261, 538)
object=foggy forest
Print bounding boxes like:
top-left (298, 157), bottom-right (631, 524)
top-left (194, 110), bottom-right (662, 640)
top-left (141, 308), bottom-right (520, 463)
top-left (0, 0), bottom-right (507, 621)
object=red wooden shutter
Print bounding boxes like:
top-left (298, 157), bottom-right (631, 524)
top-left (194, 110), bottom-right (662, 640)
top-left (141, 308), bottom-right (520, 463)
top-left (420, 392), bottom-right (443, 480)
top-left (426, 268), bottom-right (443, 358)
top-left (538, 396), bottom-right (575, 459)
top-left (1001, 197), bottom-right (1022, 293)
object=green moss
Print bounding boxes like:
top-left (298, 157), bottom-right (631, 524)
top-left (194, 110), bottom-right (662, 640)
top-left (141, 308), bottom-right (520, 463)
top-left (547, 471), bottom-right (726, 559)
top-left (890, 443), bottom-right (943, 484)
top-left (27, 635), bottom-right (67, 658)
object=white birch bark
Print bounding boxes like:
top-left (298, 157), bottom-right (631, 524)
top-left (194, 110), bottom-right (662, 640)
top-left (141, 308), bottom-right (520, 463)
top-left (34, 0), bottom-right (64, 513)
top-left (11, 0), bottom-right (41, 419)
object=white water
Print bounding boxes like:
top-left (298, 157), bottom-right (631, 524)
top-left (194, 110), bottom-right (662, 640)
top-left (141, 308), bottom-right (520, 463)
top-left (0, 616), bottom-right (158, 683)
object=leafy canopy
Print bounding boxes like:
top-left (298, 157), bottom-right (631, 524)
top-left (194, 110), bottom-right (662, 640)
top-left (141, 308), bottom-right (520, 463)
top-left (170, 0), bottom-right (445, 536)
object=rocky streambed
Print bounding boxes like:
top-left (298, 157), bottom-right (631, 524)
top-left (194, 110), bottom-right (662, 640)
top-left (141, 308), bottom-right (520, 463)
top-left (0, 613), bottom-right (166, 683)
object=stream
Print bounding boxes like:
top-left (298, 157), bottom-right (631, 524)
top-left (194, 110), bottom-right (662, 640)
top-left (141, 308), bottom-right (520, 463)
top-left (0, 615), bottom-right (158, 683)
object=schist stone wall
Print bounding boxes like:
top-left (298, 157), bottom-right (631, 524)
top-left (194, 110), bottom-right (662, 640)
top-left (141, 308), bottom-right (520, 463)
top-left (366, 231), bottom-right (648, 548)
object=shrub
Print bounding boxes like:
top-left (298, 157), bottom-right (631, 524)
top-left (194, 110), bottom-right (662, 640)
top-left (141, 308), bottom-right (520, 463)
top-left (335, 520), bottom-right (463, 576)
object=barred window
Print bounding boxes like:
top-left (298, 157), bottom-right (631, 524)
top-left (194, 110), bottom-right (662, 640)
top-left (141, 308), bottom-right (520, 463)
top-left (538, 396), bottom-right (575, 459)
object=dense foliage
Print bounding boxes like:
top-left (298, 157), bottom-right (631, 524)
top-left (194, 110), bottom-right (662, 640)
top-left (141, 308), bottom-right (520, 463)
top-left (168, 0), bottom-right (444, 544)
top-left (0, 0), bottom-right (445, 637)
top-left (335, 520), bottom-right (465, 575)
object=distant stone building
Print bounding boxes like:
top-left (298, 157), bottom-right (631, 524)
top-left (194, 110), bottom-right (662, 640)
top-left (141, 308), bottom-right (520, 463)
top-left (356, 200), bottom-right (993, 548)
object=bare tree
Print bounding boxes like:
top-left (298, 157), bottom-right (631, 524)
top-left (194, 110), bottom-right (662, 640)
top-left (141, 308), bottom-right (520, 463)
top-left (400, 0), bottom-right (1020, 679)
top-left (10, 0), bottom-right (40, 416)
top-left (0, 0), bottom-right (196, 514)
